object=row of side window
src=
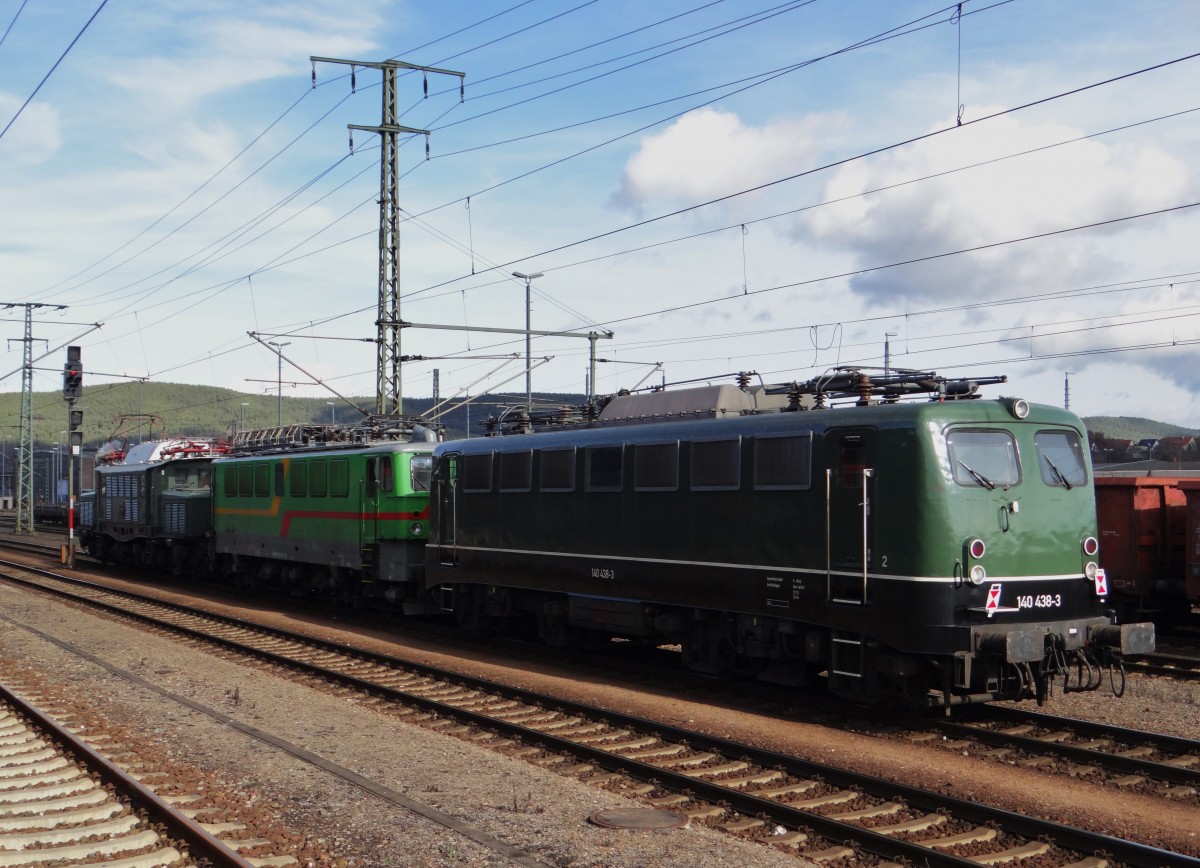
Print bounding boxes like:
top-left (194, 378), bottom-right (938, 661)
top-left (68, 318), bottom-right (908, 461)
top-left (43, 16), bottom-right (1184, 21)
top-left (221, 458), bottom-right (352, 498)
top-left (461, 434), bottom-right (812, 494)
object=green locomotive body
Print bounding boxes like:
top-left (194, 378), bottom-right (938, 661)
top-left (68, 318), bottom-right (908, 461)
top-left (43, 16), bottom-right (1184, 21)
top-left (211, 441), bottom-right (434, 605)
top-left (427, 381), bottom-right (1154, 708)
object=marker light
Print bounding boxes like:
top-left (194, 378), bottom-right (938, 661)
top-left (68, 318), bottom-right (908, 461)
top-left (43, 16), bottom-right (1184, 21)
top-left (968, 565), bottom-right (987, 585)
top-left (1082, 536), bottom-right (1099, 557)
top-left (1084, 561), bottom-right (1098, 580)
top-left (967, 538), bottom-right (987, 559)
top-left (410, 522), bottom-right (425, 536)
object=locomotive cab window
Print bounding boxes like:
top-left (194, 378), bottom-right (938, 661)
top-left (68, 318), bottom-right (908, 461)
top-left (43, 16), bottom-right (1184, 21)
top-left (1034, 430), bottom-right (1088, 489)
top-left (634, 442), bottom-right (678, 491)
top-left (410, 455), bottom-right (432, 492)
top-left (379, 456), bottom-right (394, 493)
top-left (946, 429), bottom-right (1020, 488)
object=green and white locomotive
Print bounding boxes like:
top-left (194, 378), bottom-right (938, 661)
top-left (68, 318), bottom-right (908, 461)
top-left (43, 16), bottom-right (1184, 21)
top-left (426, 371), bottom-right (1155, 709)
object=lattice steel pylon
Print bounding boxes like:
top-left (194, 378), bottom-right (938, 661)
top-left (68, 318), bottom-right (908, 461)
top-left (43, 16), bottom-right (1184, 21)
top-left (3, 302), bottom-right (64, 532)
top-left (310, 56), bottom-right (464, 416)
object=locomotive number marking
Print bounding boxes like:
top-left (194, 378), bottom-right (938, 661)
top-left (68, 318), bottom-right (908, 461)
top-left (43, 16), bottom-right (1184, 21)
top-left (1017, 594), bottom-right (1062, 609)
top-left (591, 567), bottom-right (617, 580)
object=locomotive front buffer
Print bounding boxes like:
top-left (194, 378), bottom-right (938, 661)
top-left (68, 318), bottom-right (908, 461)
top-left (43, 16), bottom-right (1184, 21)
top-left (967, 617), bottom-right (1155, 705)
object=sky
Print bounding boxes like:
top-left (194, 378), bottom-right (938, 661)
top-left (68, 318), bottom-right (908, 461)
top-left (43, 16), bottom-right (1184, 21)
top-left (2, 0), bottom-right (1199, 433)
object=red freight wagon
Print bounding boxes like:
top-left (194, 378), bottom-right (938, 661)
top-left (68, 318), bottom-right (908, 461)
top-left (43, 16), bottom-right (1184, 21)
top-left (1177, 479), bottom-right (1200, 606)
top-left (1093, 475), bottom-right (1188, 618)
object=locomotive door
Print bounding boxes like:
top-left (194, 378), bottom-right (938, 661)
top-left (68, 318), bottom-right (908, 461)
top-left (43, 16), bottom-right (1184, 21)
top-left (826, 429), bottom-right (875, 604)
top-left (434, 453), bottom-right (459, 565)
top-left (362, 455), bottom-right (382, 548)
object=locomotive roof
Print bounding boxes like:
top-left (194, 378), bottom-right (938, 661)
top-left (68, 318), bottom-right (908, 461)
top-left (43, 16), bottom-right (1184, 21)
top-left (97, 439), bottom-right (229, 468)
top-left (444, 396), bottom-right (1085, 454)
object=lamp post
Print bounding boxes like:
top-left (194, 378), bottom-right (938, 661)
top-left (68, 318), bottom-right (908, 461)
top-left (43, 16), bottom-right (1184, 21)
top-left (512, 271), bottom-right (543, 409)
top-left (240, 402), bottom-right (249, 433)
top-left (327, 401), bottom-right (336, 425)
top-left (268, 342), bottom-right (290, 426)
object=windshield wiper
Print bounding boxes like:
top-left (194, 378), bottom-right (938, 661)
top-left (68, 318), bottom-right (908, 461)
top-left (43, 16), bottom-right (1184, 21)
top-left (1043, 455), bottom-right (1073, 490)
top-left (958, 459), bottom-right (996, 490)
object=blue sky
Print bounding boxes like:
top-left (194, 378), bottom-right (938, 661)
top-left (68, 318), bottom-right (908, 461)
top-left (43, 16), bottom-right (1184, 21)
top-left (2, 0), bottom-right (1198, 431)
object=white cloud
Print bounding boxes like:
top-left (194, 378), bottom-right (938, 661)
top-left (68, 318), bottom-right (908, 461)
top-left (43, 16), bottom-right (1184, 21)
top-left (0, 95), bottom-right (62, 165)
top-left (611, 108), bottom-right (844, 211)
top-left (795, 111), bottom-right (1194, 306)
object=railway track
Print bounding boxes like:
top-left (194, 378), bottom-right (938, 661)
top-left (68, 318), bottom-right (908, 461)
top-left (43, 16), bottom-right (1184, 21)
top-left (0, 682), bottom-right (257, 867)
top-left (1, 560), bottom-right (1194, 867)
top-left (1124, 651), bottom-right (1200, 681)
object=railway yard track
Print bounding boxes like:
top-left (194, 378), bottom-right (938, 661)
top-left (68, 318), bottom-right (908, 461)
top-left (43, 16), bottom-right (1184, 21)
top-left (0, 681), bottom-right (285, 867)
top-left (1, 559), bottom-right (1196, 866)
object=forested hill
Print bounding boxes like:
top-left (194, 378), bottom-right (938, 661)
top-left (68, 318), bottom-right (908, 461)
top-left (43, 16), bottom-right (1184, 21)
top-left (0, 381), bottom-right (586, 447)
top-left (1082, 416), bottom-right (1200, 442)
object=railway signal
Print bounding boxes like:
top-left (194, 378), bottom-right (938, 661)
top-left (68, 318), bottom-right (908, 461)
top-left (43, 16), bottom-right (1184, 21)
top-left (63, 345), bottom-right (82, 400)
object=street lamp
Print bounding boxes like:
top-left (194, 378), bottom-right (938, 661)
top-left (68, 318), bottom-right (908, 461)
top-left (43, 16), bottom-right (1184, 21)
top-left (512, 271), bottom-right (543, 409)
top-left (326, 401), bottom-right (336, 425)
top-left (268, 342), bottom-right (290, 426)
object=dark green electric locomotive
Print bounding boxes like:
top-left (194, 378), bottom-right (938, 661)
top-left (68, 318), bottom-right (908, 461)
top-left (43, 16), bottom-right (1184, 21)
top-left (426, 370), bottom-right (1154, 709)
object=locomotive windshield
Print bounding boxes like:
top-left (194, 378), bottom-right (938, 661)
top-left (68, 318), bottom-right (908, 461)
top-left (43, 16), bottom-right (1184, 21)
top-left (946, 429), bottom-right (1020, 488)
top-left (1034, 430), bottom-right (1088, 489)
top-left (410, 454), bottom-right (433, 491)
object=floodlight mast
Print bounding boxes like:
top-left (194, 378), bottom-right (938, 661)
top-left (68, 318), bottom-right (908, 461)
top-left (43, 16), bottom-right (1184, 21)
top-left (512, 271), bottom-right (543, 409)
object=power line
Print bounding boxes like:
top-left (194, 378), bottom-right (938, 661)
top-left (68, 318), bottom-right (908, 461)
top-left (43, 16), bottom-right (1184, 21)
top-left (0, 0), bottom-right (109, 143)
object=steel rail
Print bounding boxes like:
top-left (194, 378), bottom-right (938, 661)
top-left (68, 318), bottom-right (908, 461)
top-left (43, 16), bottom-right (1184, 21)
top-left (3, 564), bottom-right (1195, 867)
top-left (0, 681), bottom-right (253, 868)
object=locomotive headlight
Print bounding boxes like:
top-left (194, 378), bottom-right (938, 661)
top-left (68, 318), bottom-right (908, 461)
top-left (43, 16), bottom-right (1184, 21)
top-left (1084, 561), bottom-right (1098, 580)
top-left (968, 564), bottom-right (987, 585)
top-left (967, 537), bottom-right (986, 559)
top-left (410, 522), bottom-right (425, 536)
top-left (1082, 536), bottom-right (1099, 557)
top-left (1000, 396), bottom-right (1030, 419)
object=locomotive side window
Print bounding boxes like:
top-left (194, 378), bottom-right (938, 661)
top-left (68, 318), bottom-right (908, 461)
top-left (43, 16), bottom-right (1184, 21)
top-left (291, 462), bottom-right (307, 497)
top-left (634, 442), bottom-right (679, 491)
top-left (1034, 431), bottom-right (1088, 489)
top-left (379, 456), bottom-right (395, 493)
top-left (753, 433), bottom-right (812, 490)
top-left (254, 464), bottom-right (270, 498)
top-left (539, 448), bottom-right (576, 492)
top-left (274, 463), bottom-right (285, 496)
top-left (499, 451), bottom-right (533, 493)
top-left (691, 438), bottom-right (740, 491)
top-left (223, 466), bottom-right (237, 497)
top-left (309, 460), bottom-right (328, 497)
top-left (586, 446), bottom-right (623, 492)
top-left (238, 465), bottom-right (254, 498)
top-left (947, 429), bottom-right (1020, 488)
top-left (330, 458), bottom-right (349, 497)
top-left (463, 453), bottom-right (493, 493)
top-left (410, 455), bottom-right (432, 492)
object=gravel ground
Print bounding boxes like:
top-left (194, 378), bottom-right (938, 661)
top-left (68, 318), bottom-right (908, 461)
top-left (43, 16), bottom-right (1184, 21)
top-left (2, 548), bottom-right (1198, 863)
top-left (0, 580), bottom-right (810, 868)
